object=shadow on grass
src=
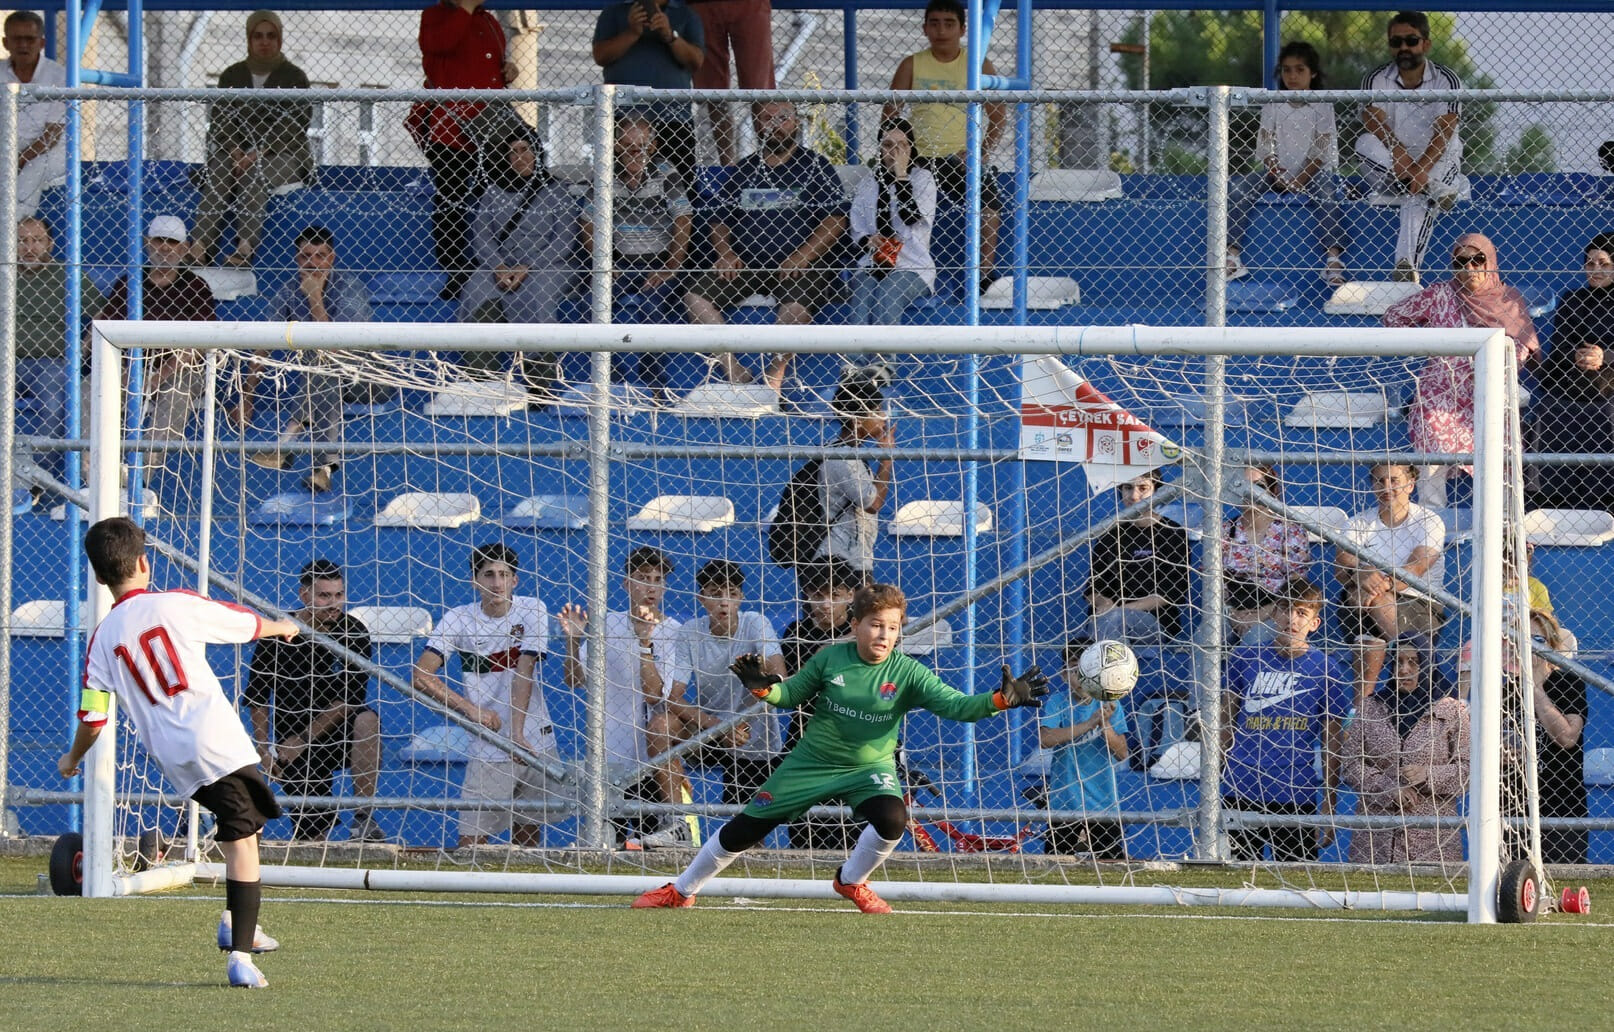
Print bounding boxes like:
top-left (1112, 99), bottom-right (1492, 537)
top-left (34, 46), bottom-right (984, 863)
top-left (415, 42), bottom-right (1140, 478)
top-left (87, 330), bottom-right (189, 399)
top-left (0, 976), bottom-right (220, 989)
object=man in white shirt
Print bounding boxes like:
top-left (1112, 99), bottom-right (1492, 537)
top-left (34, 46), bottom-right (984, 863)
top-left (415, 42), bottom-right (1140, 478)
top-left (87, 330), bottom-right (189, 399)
top-left (0, 11), bottom-right (67, 218)
top-left (412, 543), bottom-right (560, 848)
top-left (1354, 11), bottom-right (1464, 282)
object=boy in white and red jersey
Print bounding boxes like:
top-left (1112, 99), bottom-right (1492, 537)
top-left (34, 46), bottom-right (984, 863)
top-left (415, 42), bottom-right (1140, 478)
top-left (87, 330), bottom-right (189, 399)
top-left (411, 542), bottom-right (560, 848)
top-left (59, 516), bottom-right (299, 989)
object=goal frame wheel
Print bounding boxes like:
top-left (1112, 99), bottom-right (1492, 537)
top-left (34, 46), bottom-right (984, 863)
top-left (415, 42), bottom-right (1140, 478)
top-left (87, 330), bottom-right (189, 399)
top-left (1497, 858), bottom-right (1541, 923)
top-left (49, 832), bottom-right (84, 896)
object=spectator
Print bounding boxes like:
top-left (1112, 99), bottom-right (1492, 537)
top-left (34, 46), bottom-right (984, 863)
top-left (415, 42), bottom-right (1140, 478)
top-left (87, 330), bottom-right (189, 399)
top-left (559, 546), bottom-right (687, 848)
top-left (1354, 10), bottom-right (1464, 282)
top-left (688, 0), bottom-right (774, 165)
top-left (243, 224), bottom-right (373, 494)
top-left (1340, 632), bottom-right (1467, 864)
top-left (190, 10), bottom-right (312, 269)
top-left (1219, 463), bottom-right (1312, 644)
top-left (666, 560), bottom-right (786, 822)
top-left (814, 371), bottom-right (896, 578)
top-left (592, 0), bottom-right (704, 191)
top-left (244, 560), bottom-right (383, 843)
top-left (1038, 636), bottom-right (1130, 860)
top-left (459, 127), bottom-right (578, 405)
top-left (417, 0), bottom-right (515, 301)
top-left (1221, 577), bottom-right (1349, 862)
top-left (847, 116), bottom-right (937, 328)
top-left (1225, 41), bottom-right (1348, 286)
top-left (684, 100), bottom-right (848, 393)
top-left (15, 217), bottom-right (103, 498)
top-left (1530, 609), bottom-right (1588, 865)
top-left (1334, 461), bottom-right (1445, 697)
top-left (0, 11), bottom-right (65, 219)
top-left (1084, 469), bottom-right (1193, 644)
top-left (884, 0), bottom-right (1006, 294)
top-left (1383, 233), bottom-right (1540, 507)
top-left (100, 216), bottom-right (217, 444)
top-left (580, 114), bottom-right (692, 400)
top-left (779, 557), bottom-right (859, 850)
top-left (1532, 234), bottom-right (1614, 512)
top-left (411, 543), bottom-right (562, 848)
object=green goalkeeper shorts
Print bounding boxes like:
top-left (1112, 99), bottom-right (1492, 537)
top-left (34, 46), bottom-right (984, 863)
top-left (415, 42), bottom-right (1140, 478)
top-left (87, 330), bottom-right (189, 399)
top-left (741, 748), bottom-right (904, 822)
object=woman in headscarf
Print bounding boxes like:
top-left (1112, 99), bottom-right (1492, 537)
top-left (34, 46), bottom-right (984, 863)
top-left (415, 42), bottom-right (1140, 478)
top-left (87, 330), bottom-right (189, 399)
top-left (459, 128), bottom-right (579, 402)
top-left (1341, 632), bottom-right (1468, 864)
top-left (847, 117), bottom-right (937, 329)
top-left (1531, 234), bottom-right (1614, 510)
top-left (1383, 233), bottom-right (1540, 507)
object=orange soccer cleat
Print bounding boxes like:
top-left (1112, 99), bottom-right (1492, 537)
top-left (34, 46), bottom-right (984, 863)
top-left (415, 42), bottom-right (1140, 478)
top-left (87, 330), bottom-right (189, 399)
top-left (832, 873), bottom-right (893, 914)
top-left (632, 882), bottom-right (695, 908)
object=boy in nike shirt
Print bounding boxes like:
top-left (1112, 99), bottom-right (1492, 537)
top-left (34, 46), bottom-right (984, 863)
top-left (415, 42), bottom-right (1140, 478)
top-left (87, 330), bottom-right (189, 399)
top-left (1221, 577), bottom-right (1351, 862)
top-left (633, 582), bottom-right (1047, 913)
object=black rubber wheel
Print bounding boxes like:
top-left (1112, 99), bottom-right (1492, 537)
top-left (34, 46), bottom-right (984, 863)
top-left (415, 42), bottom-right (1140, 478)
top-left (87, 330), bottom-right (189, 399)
top-left (133, 829), bottom-right (164, 873)
top-left (49, 832), bottom-right (84, 896)
top-left (1497, 858), bottom-right (1541, 923)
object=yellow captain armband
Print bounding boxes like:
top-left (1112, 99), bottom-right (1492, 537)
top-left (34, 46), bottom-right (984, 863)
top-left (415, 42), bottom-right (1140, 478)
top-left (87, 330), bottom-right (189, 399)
top-left (79, 688), bottom-right (112, 716)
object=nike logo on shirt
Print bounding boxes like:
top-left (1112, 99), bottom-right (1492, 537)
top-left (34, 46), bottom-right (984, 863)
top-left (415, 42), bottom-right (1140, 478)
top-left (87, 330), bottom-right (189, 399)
top-left (1242, 670), bottom-right (1304, 713)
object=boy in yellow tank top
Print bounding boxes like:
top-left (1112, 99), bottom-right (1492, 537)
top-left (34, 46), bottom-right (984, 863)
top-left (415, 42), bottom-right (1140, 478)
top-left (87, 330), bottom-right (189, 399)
top-left (885, 0), bottom-right (1006, 293)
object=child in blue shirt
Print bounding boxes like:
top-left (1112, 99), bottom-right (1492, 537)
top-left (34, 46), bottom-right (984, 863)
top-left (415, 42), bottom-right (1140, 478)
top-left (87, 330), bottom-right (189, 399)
top-left (1039, 637), bottom-right (1131, 860)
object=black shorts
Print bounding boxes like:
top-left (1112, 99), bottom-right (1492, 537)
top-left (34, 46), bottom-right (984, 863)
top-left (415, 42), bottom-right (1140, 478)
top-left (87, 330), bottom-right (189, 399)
top-left (192, 766), bottom-right (282, 842)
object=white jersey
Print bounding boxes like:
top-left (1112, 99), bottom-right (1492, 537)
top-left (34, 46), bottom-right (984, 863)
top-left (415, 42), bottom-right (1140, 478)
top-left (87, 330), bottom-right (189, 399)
top-left (425, 597), bottom-right (553, 763)
top-left (578, 610), bottom-right (682, 768)
top-left (673, 611), bottom-right (784, 757)
top-left (79, 588), bottom-right (262, 799)
top-left (1360, 60), bottom-right (1463, 163)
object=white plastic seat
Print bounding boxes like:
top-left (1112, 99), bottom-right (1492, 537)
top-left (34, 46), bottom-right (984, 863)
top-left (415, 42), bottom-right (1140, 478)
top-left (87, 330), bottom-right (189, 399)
top-left (1283, 391), bottom-right (1391, 429)
top-left (625, 494), bottom-right (736, 533)
top-left (192, 265), bottom-right (258, 301)
top-left (373, 492), bottom-right (481, 528)
top-left (398, 723), bottom-right (474, 764)
top-left (1284, 505), bottom-right (1349, 543)
top-left (902, 619), bottom-right (953, 656)
top-left (979, 275), bottom-right (1080, 310)
top-left (347, 605), bottom-right (433, 644)
top-left (10, 599), bottom-right (90, 638)
top-left (1322, 280), bottom-right (1421, 316)
top-left (52, 488), bottom-right (158, 522)
top-left (889, 499), bottom-right (995, 537)
top-left (1028, 168), bottom-right (1123, 203)
top-left (423, 380), bottom-right (529, 417)
top-left (1523, 508), bottom-right (1614, 547)
top-left (500, 494), bottom-right (589, 530)
top-left (670, 382), bottom-right (781, 419)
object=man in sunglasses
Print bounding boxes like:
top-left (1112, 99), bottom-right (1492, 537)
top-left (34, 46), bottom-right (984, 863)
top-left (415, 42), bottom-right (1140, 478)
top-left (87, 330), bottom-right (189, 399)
top-left (1354, 11), bottom-right (1464, 284)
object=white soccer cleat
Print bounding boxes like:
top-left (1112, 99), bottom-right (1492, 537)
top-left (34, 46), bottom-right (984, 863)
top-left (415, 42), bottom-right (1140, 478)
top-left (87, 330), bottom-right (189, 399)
top-left (634, 820), bottom-right (693, 850)
top-left (226, 951), bottom-right (269, 989)
top-left (217, 910), bottom-right (280, 954)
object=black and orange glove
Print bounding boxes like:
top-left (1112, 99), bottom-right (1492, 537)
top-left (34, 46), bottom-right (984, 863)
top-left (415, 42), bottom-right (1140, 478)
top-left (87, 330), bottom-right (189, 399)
top-left (730, 653), bottom-right (777, 698)
top-left (993, 665), bottom-right (1049, 710)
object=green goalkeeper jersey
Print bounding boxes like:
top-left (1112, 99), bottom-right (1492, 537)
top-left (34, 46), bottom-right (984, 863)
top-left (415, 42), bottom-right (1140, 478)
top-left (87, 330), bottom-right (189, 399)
top-left (763, 641), bottom-right (1002, 767)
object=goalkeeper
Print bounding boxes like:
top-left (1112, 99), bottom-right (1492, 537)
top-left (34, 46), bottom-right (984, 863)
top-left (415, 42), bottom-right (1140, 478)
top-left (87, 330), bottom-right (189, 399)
top-left (634, 581), bottom-right (1046, 913)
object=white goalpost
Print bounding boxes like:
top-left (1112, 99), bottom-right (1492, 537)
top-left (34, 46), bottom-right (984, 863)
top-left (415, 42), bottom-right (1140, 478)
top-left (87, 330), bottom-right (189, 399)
top-left (73, 319), bottom-right (1532, 922)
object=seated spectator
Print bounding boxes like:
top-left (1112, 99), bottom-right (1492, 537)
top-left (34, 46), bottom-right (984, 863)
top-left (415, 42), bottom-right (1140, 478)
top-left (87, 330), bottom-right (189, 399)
top-left (1334, 461), bottom-right (1446, 697)
top-left (1383, 233), bottom-right (1540, 507)
top-left (1530, 609), bottom-right (1589, 865)
top-left (242, 225), bottom-right (372, 494)
top-left (459, 129), bottom-right (579, 405)
top-left (847, 117), bottom-right (937, 330)
top-left (1039, 636), bottom-right (1130, 860)
top-left (1, 12), bottom-right (65, 220)
top-left (1219, 463), bottom-right (1312, 643)
top-left (580, 114), bottom-right (692, 401)
top-left (1084, 469), bottom-right (1193, 645)
top-left (591, 0), bottom-right (704, 190)
top-left (1531, 234), bottom-right (1614, 512)
top-left (1340, 632), bottom-right (1466, 864)
top-left (684, 100), bottom-right (848, 394)
top-left (192, 11), bottom-right (313, 269)
top-left (1225, 41), bottom-right (1347, 286)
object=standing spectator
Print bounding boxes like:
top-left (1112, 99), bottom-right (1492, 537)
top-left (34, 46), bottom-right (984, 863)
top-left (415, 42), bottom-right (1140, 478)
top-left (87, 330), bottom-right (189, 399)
top-left (779, 557), bottom-right (858, 850)
top-left (1532, 234), bottom-right (1614, 511)
top-left (1221, 578), bottom-right (1350, 862)
top-left (15, 217), bottom-right (103, 497)
top-left (592, 0), bottom-right (704, 191)
top-left (458, 128), bottom-right (578, 404)
top-left (1530, 609), bottom-right (1589, 865)
top-left (243, 224), bottom-right (372, 494)
top-left (99, 216), bottom-right (218, 444)
top-left (418, 0), bottom-right (515, 301)
top-left (847, 116), bottom-right (937, 328)
top-left (0, 11), bottom-right (65, 219)
top-left (1354, 11), bottom-right (1464, 282)
top-left (1085, 469), bottom-right (1193, 644)
top-left (244, 560), bottom-right (383, 843)
top-left (684, 99), bottom-right (848, 392)
top-left (1039, 636), bottom-right (1130, 860)
top-left (814, 372), bottom-right (896, 579)
top-left (411, 543), bottom-right (562, 848)
top-left (190, 10), bottom-right (313, 269)
top-left (1225, 41), bottom-right (1348, 286)
top-left (689, 0), bottom-right (774, 165)
top-left (884, 0), bottom-right (1006, 295)
top-left (1219, 464), bottom-right (1312, 644)
top-left (1383, 233), bottom-right (1540, 506)
top-left (1341, 632), bottom-right (1467, 864)
top-left (559, 546), bottom-right (687, 847)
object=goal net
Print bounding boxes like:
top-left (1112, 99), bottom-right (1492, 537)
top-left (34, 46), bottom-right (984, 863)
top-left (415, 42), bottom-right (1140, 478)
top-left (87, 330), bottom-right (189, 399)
top-left (69, 319), bottom-right (1537, 920)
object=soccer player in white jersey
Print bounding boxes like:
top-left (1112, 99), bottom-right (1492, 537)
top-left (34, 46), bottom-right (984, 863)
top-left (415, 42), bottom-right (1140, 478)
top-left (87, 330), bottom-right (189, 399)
top-left (412, 543), bottom-right (559, 848)
top-left (59, 517), bottom-right (299, 989)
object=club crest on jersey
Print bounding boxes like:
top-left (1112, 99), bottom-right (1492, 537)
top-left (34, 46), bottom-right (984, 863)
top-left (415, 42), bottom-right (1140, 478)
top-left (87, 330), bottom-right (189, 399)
top-left (878, 681), bottom-right (898, 701)
top-left (509, 624), bottom-right (525, 639)
top-left (753, 791), bottom-right (774, 808)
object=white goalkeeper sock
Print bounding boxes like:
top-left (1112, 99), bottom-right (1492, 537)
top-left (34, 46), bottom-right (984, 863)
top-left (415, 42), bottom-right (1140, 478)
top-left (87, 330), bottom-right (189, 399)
top-left (673, 836), bottom-right (741, 898)
top-left (839, 825), bottom-right (903, 885)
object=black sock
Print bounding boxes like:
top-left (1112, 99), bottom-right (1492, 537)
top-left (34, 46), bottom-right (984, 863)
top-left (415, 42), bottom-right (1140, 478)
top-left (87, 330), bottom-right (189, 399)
top-left (226, 879), bottom-right (262, 953)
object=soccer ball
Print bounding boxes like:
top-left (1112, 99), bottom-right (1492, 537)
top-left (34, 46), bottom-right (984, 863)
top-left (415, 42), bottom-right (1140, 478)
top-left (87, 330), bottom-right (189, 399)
top-left (1077, 640), bottom-right (1140, 701)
